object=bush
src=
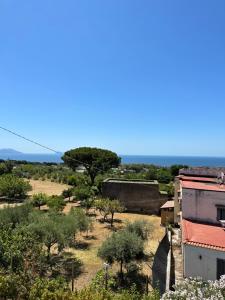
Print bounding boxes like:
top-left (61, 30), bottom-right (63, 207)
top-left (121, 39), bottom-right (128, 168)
top-left (125, 220), bottom-right (153, 241)
top-left (67, 175), bottom-right (78, 186)
top-left (0, 203), bottom-right (33, 228)
top-left (47, 196), bottom-right (66, 212)
top-left (90, 269), bottom-right (116, 291)
top-left (162, 276), bottom-right (225, 299)
top-left (62, 188), bottom-right (74, 200)
top-left (80, 198), bottom-right (95, 214)
top-left (74, 186), bottom-right (93, 201)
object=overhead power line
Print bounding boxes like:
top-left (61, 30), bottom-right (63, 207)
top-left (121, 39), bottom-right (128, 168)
top-left (0, 126), bottom-right (102, 171)
top-left (0, 126), bottom-right (60, 154)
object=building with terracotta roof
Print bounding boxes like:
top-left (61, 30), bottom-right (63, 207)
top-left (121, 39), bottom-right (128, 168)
top-left (182, 219), bottom-right (225, 280)
top-left (160, 200), bottom-right (174, 226)
top-left (175, 168), bottom-right (225, 280)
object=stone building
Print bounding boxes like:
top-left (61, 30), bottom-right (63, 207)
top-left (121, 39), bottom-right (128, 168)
top-left (160, 200), bottom-right (174, 226)
top-left (102, 178), bottom-right (168, 214)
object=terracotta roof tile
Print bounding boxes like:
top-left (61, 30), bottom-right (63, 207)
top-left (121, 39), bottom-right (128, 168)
top-left (182, 219), bottom-right (225, 252)
top-left (178, 175), bottom-right (217, 183)
top-left (181, 180), bottom-right (225, 192)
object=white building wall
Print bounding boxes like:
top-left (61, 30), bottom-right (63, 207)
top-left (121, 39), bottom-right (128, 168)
top-left (182, 188), bottom-right (225, 224)
top-left (183, 244), bottom-right (225, 280)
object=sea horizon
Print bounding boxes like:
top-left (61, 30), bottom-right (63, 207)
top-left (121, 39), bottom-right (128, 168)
top-left (0, 153), bottom-right (225, 167)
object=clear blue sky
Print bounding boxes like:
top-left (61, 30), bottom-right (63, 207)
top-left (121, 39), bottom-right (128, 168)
top-left (0, 0), bottom-right (225, 156)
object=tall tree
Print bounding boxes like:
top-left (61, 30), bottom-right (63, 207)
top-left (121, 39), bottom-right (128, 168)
top-left (62, 147), bottom-right (120, 185)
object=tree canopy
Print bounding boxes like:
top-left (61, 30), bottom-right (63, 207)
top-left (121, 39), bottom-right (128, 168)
top-left (125, 220), bottom-right (152, 240)
top-left (62, 147), bottom-right (120, 185)
top-left (94, 198), bottom-right (124, 226)
top-left (98, 229), bottom-right (144, 275)
top-left (47, 195), bottom-right (66, 212)
top-left (31, 193), bottom-right (48, 209)
top-left (0, 174), bottom-right (31, 200)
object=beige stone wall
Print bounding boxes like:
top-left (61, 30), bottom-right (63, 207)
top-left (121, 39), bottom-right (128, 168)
top-left (102, 179), bottom-right (168, 214)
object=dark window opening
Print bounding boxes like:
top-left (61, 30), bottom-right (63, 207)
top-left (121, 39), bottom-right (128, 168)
top-left (217, 259), bottom-right (225, 279)
top-left (217, 208), bottom-right (225, 220)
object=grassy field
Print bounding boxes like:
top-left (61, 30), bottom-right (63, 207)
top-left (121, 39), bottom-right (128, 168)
top-left (28, 179), bottom-right (70, 196)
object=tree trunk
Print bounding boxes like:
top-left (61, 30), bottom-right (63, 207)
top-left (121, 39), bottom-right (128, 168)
top-left (120, 260), bottom-right (123, 276)
top-left (47, 245), bottom-right (51, 261)
top-left (111, 212), bottom-right (114, 227)
top-left (89, 171), bottom-right (95, 186)
top-left (103, 213), bottom-right (107, 222)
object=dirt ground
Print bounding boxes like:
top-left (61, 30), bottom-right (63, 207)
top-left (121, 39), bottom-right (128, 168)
top-left (0, 178), bottom-right (165, 290)
top-left (28, 179), bottom-right (70, 196)
top-left (63, 206), bottom-right (165, 290)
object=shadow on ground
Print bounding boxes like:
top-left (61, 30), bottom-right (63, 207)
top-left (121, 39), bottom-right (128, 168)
top-left (50, 253), bottom-right (83, 281)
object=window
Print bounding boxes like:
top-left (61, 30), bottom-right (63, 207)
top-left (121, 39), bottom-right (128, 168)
top-left (217, 207), bottom-right (225, 220)
top-left (217, 259), bottom-right (225, 279)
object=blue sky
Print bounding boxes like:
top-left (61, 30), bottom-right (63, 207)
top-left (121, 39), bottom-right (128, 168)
top-left (0, 0), bottom-right (225, 156)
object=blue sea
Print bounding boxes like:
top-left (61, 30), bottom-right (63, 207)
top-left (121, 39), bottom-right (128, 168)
top-left (0, 153), bottom-right (225, 167)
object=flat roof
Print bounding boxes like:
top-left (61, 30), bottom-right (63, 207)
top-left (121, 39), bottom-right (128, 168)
top-left (104, 178), bottom-right (158, 185)
top-left (181, 180), bottom-right (225, 192)
top-left (160, 200), bottom-right (174, 209)
top-left (179, 167), bottom-right (225, 177)
top-left (182, 219), bottom-right (225, 252)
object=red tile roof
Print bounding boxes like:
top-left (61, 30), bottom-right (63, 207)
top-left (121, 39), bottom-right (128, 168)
top-left (181, 180), bottom-right (225, 192)
top-left (182, 219), bottom-right (225, 251)
top-left (178, 175), bottom-right (217, 183)
top-left (160, 200), bottom-right (174, 209)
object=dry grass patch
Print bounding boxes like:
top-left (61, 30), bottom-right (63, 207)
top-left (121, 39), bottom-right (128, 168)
top-left (28, 179), bottom-right (70, 196)
top-left (64, 206), bottom-right (165, 290)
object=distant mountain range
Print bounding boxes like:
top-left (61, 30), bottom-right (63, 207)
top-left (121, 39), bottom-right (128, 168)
top-left (0, 149), bottom-right (62, 163)
top-left (0, 148), bottom-right (23, 155)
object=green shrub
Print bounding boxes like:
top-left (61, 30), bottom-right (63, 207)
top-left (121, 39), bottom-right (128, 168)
top-left (0, 175), bottom-right (31, 200)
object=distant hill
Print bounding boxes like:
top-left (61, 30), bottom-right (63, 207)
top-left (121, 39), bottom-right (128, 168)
top-left (0, 148), bottom-right (23, 155)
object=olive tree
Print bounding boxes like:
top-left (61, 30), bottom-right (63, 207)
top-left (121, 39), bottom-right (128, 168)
top-left (74, 185), bottom-right (92, 201)
top-left (0, 174), bottom-right (31, 200)
top-left (125, 220), bottom-right (153, 240)
top-left (31, 193), bottom-right (48, 210)
top-left (95, 198), bottom-right (124, 226)
top-left (107, 199), bottom-right (124, 227)
top-left (62, 147), bottom-right (120, 185)
top-left (61, 188), bottom-right (73, 201)
top-left (94, 198), bottom-right (110, 222)
top-left (47, 195), bottom-right (66, 213)
top-left (98, 229), bottom-right (144, 275)
top-left (29, 213), bottom-right (76, 260)
top-left (69, 208), bottom-right (93, 236)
